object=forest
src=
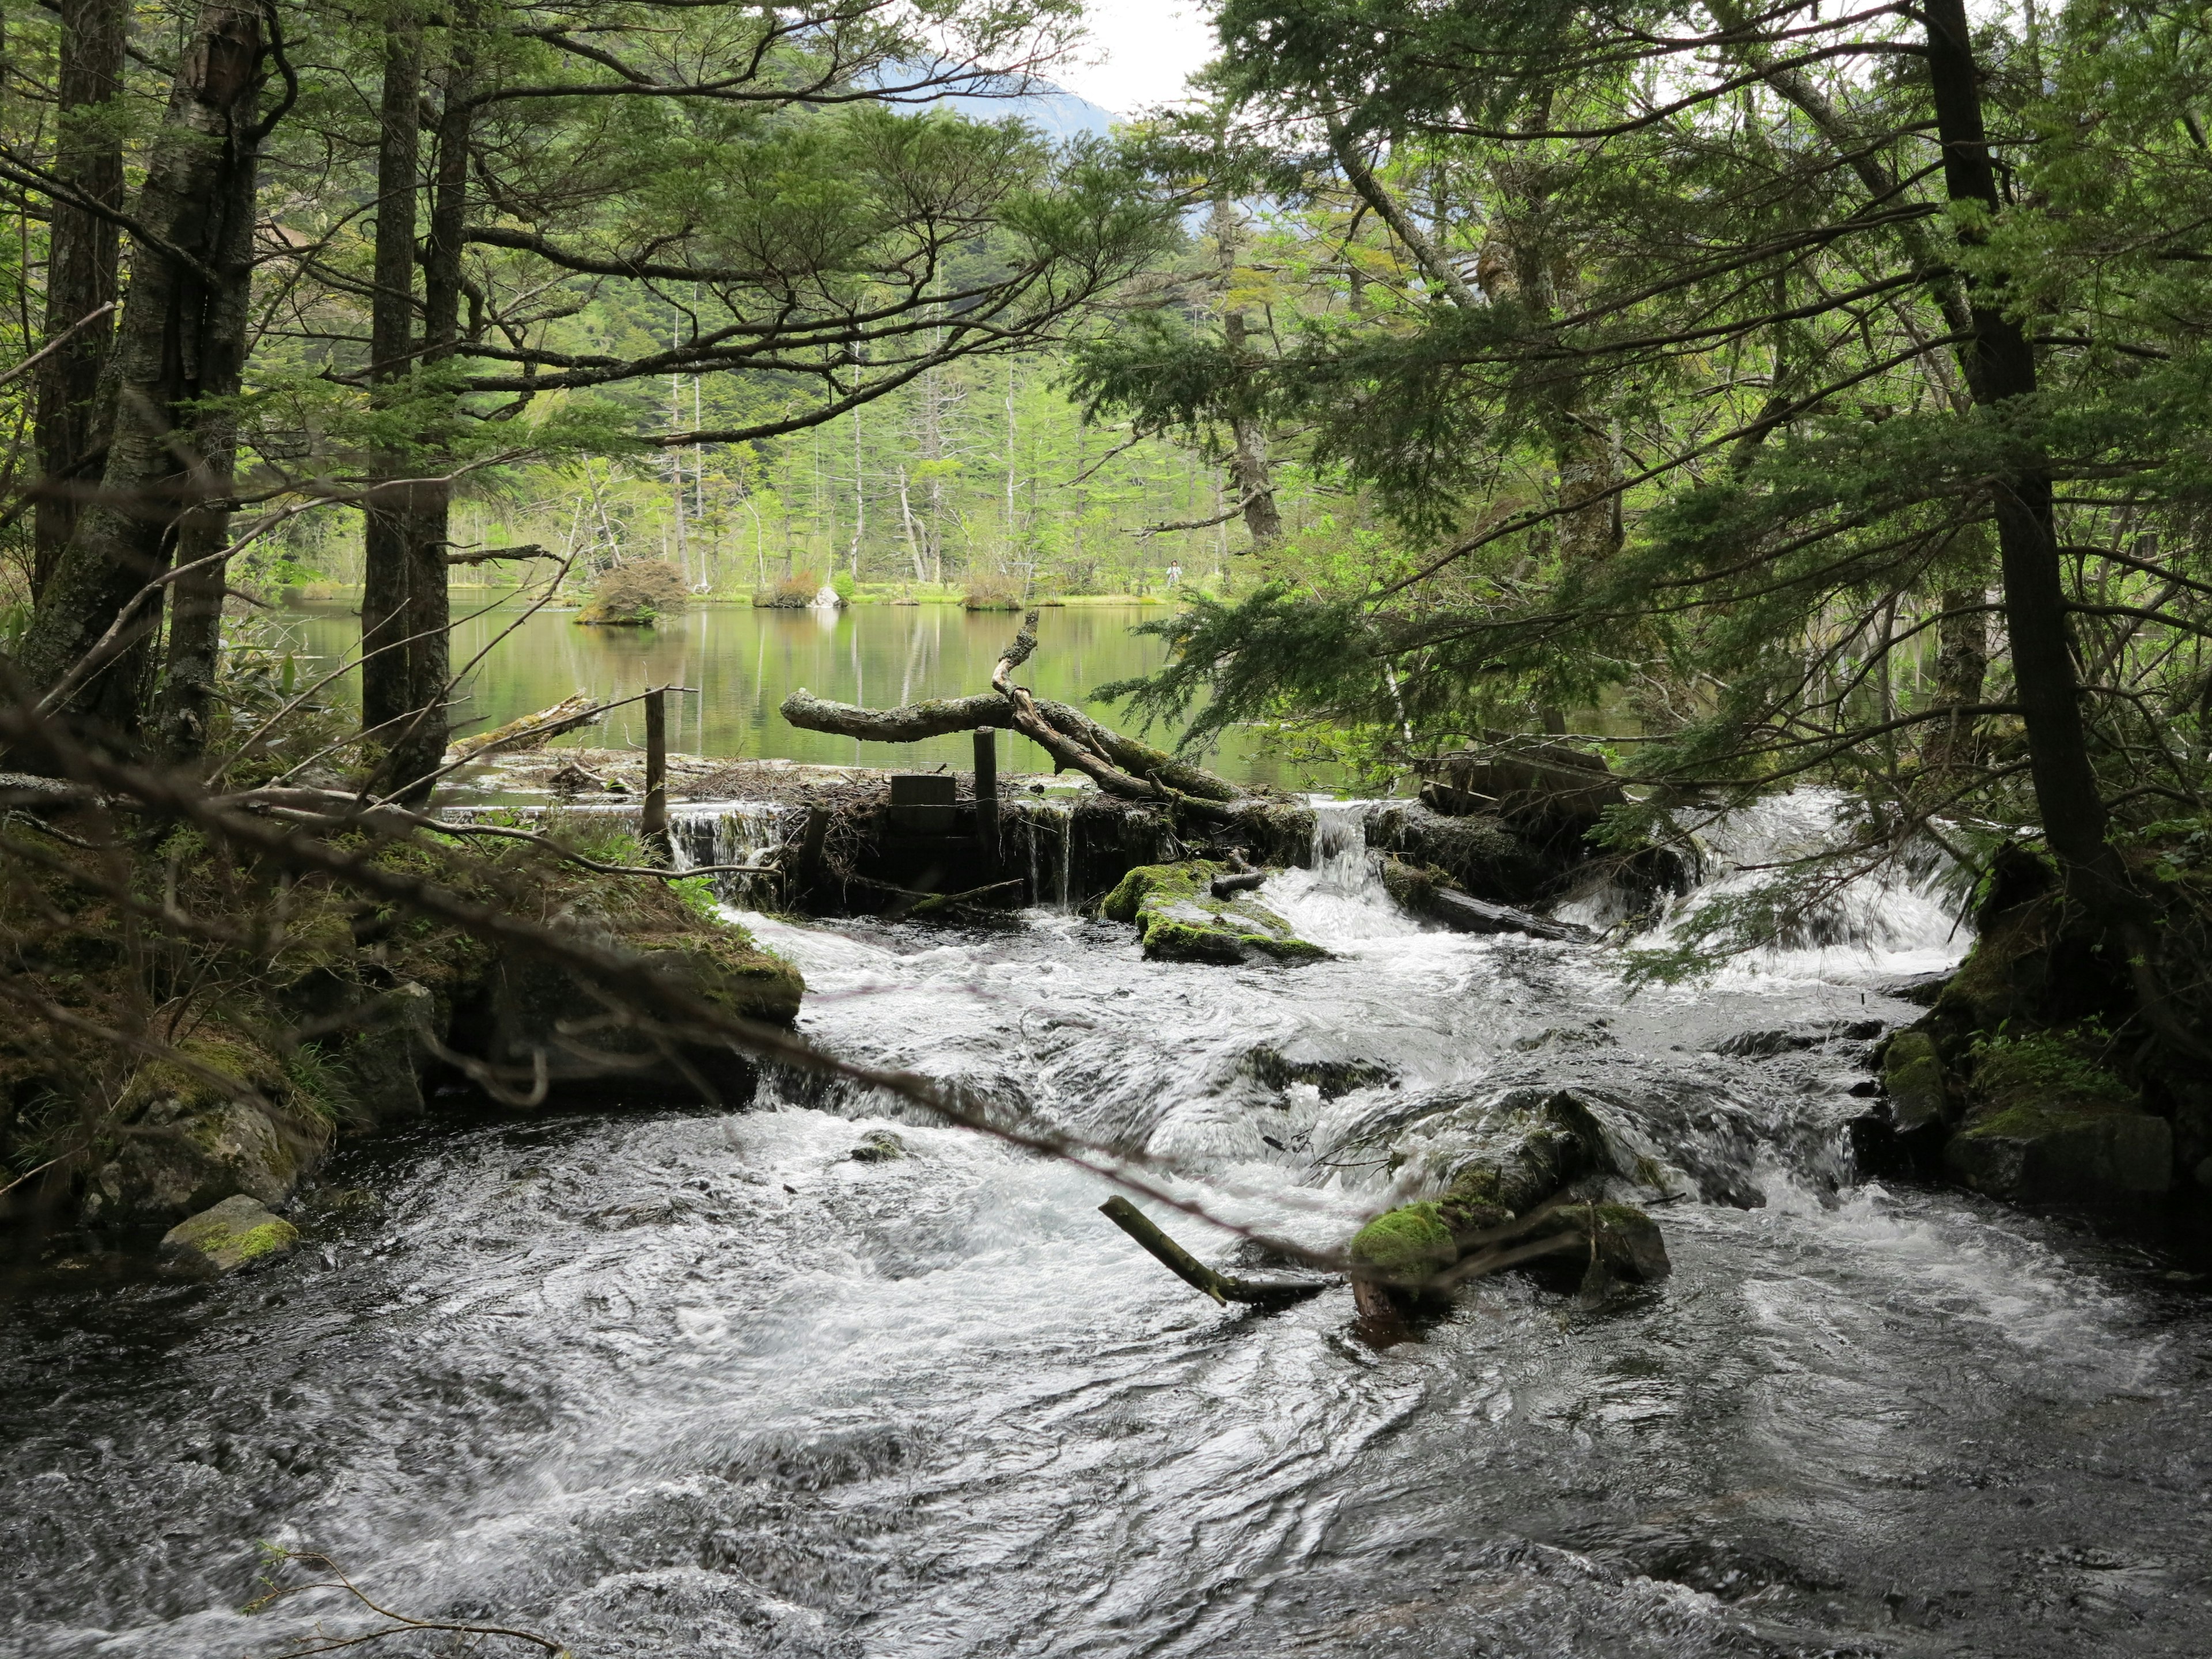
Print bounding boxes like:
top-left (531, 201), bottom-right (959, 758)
top-left (7, 0), bottom-right (2212, 1655)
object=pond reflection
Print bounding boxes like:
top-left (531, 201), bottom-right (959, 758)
top-left (273, 600), bottom-right (1310, 787)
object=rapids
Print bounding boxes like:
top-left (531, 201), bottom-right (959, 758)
top-left (6, 796), bottom-right (2211, 1657)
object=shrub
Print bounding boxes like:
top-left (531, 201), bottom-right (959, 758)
top-left (577, 559), bottom-right (688, 626)
top-left (753, 570), bottom-right (821, 608)
top-left (962, 571), bottom-right (1024, 611)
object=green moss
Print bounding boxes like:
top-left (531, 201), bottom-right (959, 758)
top-left (1349, 1200), bottom-right (1457, 1278)
top-left (120, 1033), bottom-right (283, 1115)
top-left (1967, 1027), bottom-right (2137, 1118)
top-left (228, 1219), bottom-right (299, 1260)
top-left (1100, 861), bottom-right (1326, 965)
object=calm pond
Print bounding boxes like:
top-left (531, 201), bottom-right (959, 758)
top-left (274, 600), bottom-right (1309, 787)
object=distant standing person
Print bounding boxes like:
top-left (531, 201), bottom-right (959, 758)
top-left (1165, 563), bottom-right (1183, 587)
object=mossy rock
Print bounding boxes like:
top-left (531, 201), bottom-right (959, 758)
top-left (1881, 1028), bottom-right (1950, 1137)
top-left (1100, 861), bottom-right (1327, 965)
top-left (1419, 1088), bottom-right (1609, 1218)
top-left (1364, 803), bottom-right (1552, 906)
top-left (1378, 855), bottom-right (1460, 911)
top-left (157, 1194), bottom-right (300, 1276)
top-left (94, 1035), bottom-right (333, 1224)
top-left (1349, 1200), bottom-right (1456, 1281)
top-left (1946, 1098), bottom-right (2172, 1203)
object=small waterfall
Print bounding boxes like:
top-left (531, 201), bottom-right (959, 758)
top-left (1010, 798), bottom-right (1074, 909)
top-left (1645, 787), bottom-right (1968, 975)
top-left (1307, 798), bottom-right (1383, 896)
top-left (671, 801), bottom-right (792, 907)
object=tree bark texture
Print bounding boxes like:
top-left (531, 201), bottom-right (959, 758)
top-left (32, 0), bottom-right (126, 600)
top-left (17, 2), bottom-right (264, 744)
top-left (361, 19), bottom-right (422, 744)
top-left (1921, 0), bottom-right (2123, 910)
top-left (1922, 585), bottom-right (1990, 778)
top-left (388, 24), bottom-right (479, 793)
top-left (1221, 313), bottom-right (1281, 547)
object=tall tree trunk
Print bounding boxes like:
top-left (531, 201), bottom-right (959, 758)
top-left (1207, 199), bottom-right (1280, 550)
top-left (1922, 588), bottom-right (1990, 778)
top-left (16, 2), bottom-right (264, 745)
top-left (32, 0), bottom-right (125, 600)
top-left (1922, 0), bottom-right (2118, 890)
top-left (1221, 313), bottom-right (1281, 547)
top-left (1919, 0), bottom-right (2200, 1059)
top-left (154, 53), bottom-right (265, 757)
top-left (384, 21), bottom-right (474, 798)
top-left (360, 19), bottom-right (421, 748)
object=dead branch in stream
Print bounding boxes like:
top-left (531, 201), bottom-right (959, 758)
top-left (779, 610), bottom-right (1249, 810)
top-left (244, 1547), bottom-right (565, 1656)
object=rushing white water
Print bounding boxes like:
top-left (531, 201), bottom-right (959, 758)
top-left (6, 793), bottom-right (2210, 1658)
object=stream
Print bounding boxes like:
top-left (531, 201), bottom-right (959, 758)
top-left (6, 796), bottom-right (2212, 1657)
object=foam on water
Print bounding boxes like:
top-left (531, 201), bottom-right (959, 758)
top-left (6, 790), bottom-right (2210, 1658)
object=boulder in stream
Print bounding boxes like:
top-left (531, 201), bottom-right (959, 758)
top-left (1880, 1029), bottom-right (1952, 1138)
top-left (1100, 862), bottom-right (1327, 965)
top-left (1941, 1028), bottom-right (2172, 1203)
top-left (158, 1194), bottom-right (300, 1276)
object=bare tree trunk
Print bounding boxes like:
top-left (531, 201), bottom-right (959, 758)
top-left (154, 66), bottom-right (266, 757)
top-left (1222, 313), bottom-right (1281, 547)
top-left (361, 18), bottom-right (421, 745)
top-left (32, 0), bottom-right (125, 600)
top-left (16, 2), bottom-right (265, 745)
top-left (385, 21), bottom-right (474, 798)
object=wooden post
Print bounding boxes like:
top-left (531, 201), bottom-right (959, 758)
top-left (973, 725), bottom-right (999, 874)
top-left (642, 688), bottom-right (669, 861)
top-left (792, 802), bottom-right (832, 908)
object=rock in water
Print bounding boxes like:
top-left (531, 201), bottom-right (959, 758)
top-left (850, 1130), bottom-right (907, 1162)
top-left (1100, 862), bottom-right (1327, 965)
top-left (1379, 856), bottom-right (1590, 941)
top-left (1880, 1029), bottom-right (1951, 1137)
top-left (160, 1195), bottom-right (300, 1276)
top-left (1945, 1103), bottom-right (2173, 1203)
top-left (1940, 1027), bottom-right (2173, 1203)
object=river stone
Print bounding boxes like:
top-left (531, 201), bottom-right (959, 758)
top-left (850, 1130), bottom-right (907, 1162)
top-left (1099, 862), bottom-right (1327, 965)
top-left (1397, 1087), bottom-right (1611, 1217)
top-left (159, 1195), bottom-right (300, 1276)
top-left (89, 1036), bottom-right (331, 1223)
top-left (1532, 1202), bottom-right (1673, 1285)
top-left (1881, 1029), bottom-right (1951, 1136)
top-left (1944, 1103), bottom-right (2173, 1204)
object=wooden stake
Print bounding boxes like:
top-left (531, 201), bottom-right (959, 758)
top-left (973, 725), bottom-right (999, 875)
top-left (642, 688), bottom-right (669, 860)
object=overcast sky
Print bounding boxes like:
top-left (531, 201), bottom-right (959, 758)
top-left (1054, 0), bottom-right (1218, 117)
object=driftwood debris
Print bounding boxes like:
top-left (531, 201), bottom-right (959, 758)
top-left (1099, 1197), bottom-right (1328, 1308)
top-left (1210, 869), bottom-right (1267, 899)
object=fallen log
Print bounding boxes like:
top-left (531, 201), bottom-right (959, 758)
top-left (1423, 888), bottom-right (1593, 943)
top-left (1099, 1197), bottom-right (1328, 1307)
top-left (1209, 869), bottom-right (1268, 898)
top-left (781, 647), bottom-right (1243, 808)
top-left (450, 694), bottom-right (603, 760)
